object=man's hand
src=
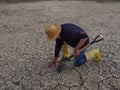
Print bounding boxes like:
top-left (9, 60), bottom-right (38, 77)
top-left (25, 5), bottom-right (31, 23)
top-left (48, 57), bottom-right (57, 68)
top-left (74, 38), bottom-right (88, 57)
top-left (74, 48), bottom-right (79, 57)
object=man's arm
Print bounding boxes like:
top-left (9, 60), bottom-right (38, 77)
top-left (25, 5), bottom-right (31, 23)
top-left (74, 38), bottom-right (88, 57)
top-left (48, 38), bottom-right (63, 67)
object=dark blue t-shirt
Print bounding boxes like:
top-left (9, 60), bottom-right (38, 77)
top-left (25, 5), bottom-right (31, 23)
top-left (55, 23), bottom-right (89, 57)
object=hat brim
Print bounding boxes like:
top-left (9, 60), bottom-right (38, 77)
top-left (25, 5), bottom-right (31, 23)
top-left (47, 24), bottom-right (61, 41)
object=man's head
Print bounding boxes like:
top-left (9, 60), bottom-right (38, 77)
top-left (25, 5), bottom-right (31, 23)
top-left (45, 24), bottom-right (61, 41)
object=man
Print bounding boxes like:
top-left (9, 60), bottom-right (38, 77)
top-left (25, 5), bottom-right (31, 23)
top-left (45, 23), bottom-right (101, 68)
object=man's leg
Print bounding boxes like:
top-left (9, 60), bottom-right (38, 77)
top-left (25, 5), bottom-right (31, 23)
top-left (61, 43), bottom-right (71, 58)
top-left (57, 43), bottom-right (71, 62)
top-left (85, 48), bottom-right (101, 62)
top-left (60, 43), bottom-right (71, 64)
top-left (57, 44), bottom-right (71, 73)
top-left (74, 50), bottom-right (87, 67)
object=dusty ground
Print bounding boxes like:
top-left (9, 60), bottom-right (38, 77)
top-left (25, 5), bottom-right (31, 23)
top-left (0, 1), bottom-right (120, 90)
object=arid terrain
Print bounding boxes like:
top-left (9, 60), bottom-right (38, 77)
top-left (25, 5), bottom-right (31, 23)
top-left (0, 1), bottom-right (120, 90)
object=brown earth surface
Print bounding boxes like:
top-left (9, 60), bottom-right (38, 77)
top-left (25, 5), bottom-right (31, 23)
top-left (0, 1), bottom-right (120, 90)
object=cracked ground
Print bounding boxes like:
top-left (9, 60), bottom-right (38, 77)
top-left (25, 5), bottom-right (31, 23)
top-left (0, 1), bottom-right (120, 90)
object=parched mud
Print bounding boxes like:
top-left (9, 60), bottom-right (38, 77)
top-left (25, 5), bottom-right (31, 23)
top-left (0, 1), bottom-right (120, 90)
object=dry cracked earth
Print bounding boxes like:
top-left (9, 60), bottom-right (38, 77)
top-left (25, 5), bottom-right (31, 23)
top-left (0, 1), bottom-right (120, 90)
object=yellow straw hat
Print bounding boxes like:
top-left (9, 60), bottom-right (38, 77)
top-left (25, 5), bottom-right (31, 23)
top-left (45, 24), bottom-right (61, 41)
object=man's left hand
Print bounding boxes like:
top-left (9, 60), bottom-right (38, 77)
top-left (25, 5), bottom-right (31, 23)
top-left (48, 58), bottom-right (57, 68)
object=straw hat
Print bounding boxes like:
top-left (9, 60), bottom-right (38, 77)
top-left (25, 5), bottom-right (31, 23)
top-left (45, 24), bottom-right (61, 41)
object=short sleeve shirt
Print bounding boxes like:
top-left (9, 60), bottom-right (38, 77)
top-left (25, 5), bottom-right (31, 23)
top-left (55, 23), bottom-right (89, 57)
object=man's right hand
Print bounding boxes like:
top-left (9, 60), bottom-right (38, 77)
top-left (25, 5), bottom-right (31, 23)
top-left (74, 48), bottom-right (79, 57)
